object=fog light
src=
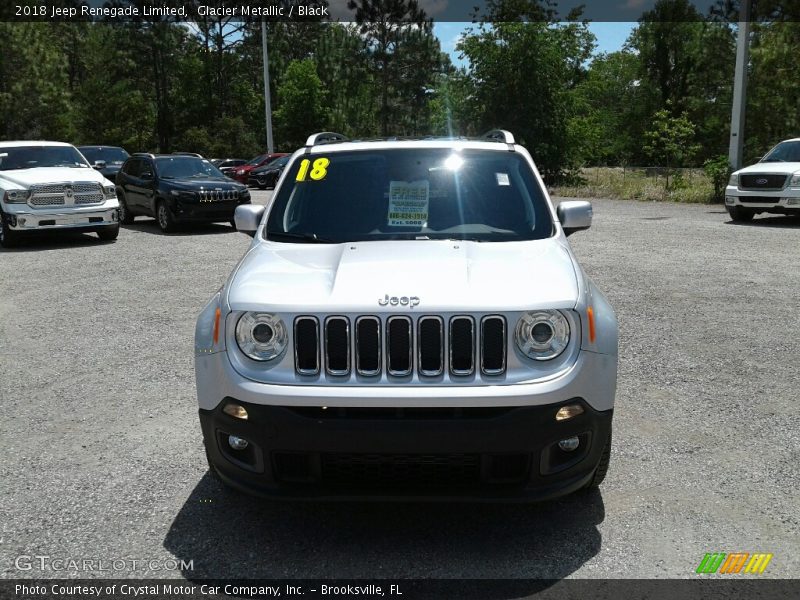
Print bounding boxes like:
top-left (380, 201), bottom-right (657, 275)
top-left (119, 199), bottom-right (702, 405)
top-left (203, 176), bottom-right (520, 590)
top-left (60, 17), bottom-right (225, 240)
top-left (555, 404), bottom-right (584, 421)
top-left (16, 217), bottom-right (23, 226)
top-left (228, 435), bottom-right (249, 450)
top-left (725, 196), bottom-right (735, 205)
top-left (223, 403), bottom-right (248, 420)
top-left (786, 198), bottom-right (800, 206)
top-left (558, 436), bottom-right (580, 452)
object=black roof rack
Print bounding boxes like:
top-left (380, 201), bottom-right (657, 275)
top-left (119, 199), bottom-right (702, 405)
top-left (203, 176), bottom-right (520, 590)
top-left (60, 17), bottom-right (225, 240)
top-left (305, 132), bottom-right (349, 147)
top-left (131, 152), bottom-right (155, 158)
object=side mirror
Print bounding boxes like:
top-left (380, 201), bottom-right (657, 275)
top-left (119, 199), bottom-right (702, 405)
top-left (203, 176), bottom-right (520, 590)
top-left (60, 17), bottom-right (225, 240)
top-left (234, 204), bottom-right (265, 237)
top-left (94, 160), bottom-right (107, 169)
top-left (557, 200), bottom-right (592, 236)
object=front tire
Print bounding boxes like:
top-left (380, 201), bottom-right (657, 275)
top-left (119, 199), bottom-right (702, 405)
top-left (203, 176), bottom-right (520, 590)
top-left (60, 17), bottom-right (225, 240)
top-left (0, 211), bottom-right (20, 248)
top-left (117, 191), bottom-right (134, 224)
top-left (0, 211), bottom-right (21, 248)
top-left (96, 224), bottom-right (119, 241)
top-left (583, 433), bottom-right (612, 490)
top-left (156, 200), bottom-right (177, 233)
top-left (727, 206), bottom-right (754, 222)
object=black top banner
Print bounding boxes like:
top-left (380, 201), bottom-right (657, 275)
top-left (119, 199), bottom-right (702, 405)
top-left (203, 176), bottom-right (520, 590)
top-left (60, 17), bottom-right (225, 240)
top-left (1, 0), bottom-right (799, 23)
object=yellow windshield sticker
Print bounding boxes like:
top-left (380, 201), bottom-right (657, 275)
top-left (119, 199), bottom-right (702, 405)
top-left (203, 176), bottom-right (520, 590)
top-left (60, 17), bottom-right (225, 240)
top-left (296, 157), bottom-right (329, 182)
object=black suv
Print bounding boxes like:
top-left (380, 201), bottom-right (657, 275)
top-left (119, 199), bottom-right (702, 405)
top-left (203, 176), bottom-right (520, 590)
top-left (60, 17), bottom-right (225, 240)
top-left (116, 154), bottom-right (250, 232)
top-left (78, 145), bottom-right (130, 183)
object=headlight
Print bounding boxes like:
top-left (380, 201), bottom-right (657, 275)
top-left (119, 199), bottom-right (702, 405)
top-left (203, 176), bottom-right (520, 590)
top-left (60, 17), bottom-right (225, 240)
top-left (790, 173), bottom-right (800, 186)
top-left (170, 190), bottom-right (195, 197)
top-left (728, 173), bottom-right (739, 186)
top-left (103, 185), bottom-right (116, 199)
top-left (515, 310), bottom-right (570, 361)
top-left (235, 312), bottom-right (288, 361)
top-left (4, 189), bottom-right (30, 203)
top-left (237, 169), bottom-right (246, 175)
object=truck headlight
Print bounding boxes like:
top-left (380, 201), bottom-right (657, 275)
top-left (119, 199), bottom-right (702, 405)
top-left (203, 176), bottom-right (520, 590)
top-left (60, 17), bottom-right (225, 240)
top-left (728, 173), bottom-right (739, 186)
top-left (235, 312), bottom-right (288, 361)
top-left (4, 190), bottom-right (30, 203)
top-left (103, 185), bottom-right (116, 199)
top-left (790, 173), bottom-right (800, 186)
top-left (515, 311), bottom-right (570, 361)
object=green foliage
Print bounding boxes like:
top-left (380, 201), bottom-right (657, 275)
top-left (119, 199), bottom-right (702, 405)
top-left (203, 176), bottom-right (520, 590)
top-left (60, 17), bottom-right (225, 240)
top-left (554, 167), bottom-right (716, 204)
top-left (644, 108), bottom-right (699, 191)
top-left (0, 13), bottom-right (798, 177)
top-left (744, 22), bottom-right (800, 164)
top-left (456, 21), bottom-right (595, 181)
top-left (348, 0), bottom-right (445, 136)
top-left (703, 155), bottom-right (732, 204)
top-left (274, 59), bottom-right (329, 152)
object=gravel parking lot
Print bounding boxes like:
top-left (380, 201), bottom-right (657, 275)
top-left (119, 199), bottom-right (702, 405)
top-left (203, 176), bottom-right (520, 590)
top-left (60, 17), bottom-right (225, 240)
top-left (1, 193), bottom-right (798, 582)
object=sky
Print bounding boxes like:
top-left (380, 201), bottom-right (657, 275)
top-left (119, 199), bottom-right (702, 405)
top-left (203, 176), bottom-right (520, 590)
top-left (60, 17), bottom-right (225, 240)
top-left (433, 22), bottom-right (637, 69)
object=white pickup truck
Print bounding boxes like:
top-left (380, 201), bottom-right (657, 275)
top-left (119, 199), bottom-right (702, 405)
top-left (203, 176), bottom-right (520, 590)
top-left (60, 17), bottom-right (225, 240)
top-left (0, 141), bottom-right (120, 247)
top-left (725, 138), bottom-right (800, 222)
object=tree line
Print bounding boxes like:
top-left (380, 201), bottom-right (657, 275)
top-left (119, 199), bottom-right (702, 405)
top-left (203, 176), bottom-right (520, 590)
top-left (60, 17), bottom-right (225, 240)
top-left (0, 0), bottom-right (798, 182)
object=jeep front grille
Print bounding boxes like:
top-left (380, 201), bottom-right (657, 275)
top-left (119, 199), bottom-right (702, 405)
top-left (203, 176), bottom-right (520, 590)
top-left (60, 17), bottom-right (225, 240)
top-left (29, 182), bottom-right (104, 207)
top-left (199, 189), bottom-right (239, 202)
top-left (293, 315), bottom-right (507, 379)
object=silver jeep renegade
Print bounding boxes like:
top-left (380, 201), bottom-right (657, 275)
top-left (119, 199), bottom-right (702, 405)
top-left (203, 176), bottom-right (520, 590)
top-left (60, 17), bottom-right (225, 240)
top-left (195, 130), bottom-right (618, 500)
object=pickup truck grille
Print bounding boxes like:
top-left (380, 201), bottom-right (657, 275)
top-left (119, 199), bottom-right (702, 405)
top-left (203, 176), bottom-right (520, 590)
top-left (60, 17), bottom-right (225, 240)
top-left (293, 315), bottom-right (507, 379)
top-left (739, 174), bottom-right (788, 190)
top-left (199, 189), bottom-right (239, 202)
top-left (29, 182), bottom-right (104, 206)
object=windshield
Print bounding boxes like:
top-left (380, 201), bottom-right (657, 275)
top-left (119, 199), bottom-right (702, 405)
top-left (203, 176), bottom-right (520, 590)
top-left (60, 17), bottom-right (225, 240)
top-left (0, 145), bottom-right (91, 170)
top-left (246, 154), bottom-right (268, 166)
top-left (761, 141), bottom-right (800, 163)
top-left (264, 148), bottom-right (553, 243)
top-left (79, 147), bottom-right (129, 165)
top-left (155, 157), bottom-right (225, 179)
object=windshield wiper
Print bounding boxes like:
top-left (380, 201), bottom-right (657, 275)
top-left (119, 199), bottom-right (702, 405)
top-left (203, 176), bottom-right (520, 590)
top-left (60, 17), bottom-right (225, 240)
top-left (266, 231), bottom-right (337, 244)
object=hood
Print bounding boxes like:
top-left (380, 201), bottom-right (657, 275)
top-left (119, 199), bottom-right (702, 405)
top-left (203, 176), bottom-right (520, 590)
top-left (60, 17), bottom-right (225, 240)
top-left (0, 167), bottom-right (110, 188)
top-left (737, 162), bottom-right (800, 175)
top-left (167, 179), bottom-right (242, 190)
top-left (251, 165), bottom-right (281, 175)
top-left (227, 238), bottom-right (580, 313)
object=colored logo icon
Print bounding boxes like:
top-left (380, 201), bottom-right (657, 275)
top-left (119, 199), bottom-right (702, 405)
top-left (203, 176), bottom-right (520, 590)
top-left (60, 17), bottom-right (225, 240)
top-left (696, 553), bottom-right (773, 574)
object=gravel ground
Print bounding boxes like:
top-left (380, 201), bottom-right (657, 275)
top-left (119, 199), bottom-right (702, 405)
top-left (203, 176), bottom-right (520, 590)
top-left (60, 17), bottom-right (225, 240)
top-left (1, 194), bottom-right (798, 582)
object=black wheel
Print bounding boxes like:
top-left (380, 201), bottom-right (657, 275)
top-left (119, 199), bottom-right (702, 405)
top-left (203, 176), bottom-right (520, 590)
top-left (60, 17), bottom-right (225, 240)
top-left (156, 200), bottom-right (177, 233)
top-left (584, 432), bottom-right (612, 490)
top-left (117, 191), bottom-right (134, 224)
top-left (0, 211), bottom-right (21, 248)
top-left (229, 219), bottom-right (237, 230)
top-left (257, 180), bottom-right (267, 190)
top-left (96, 224), bottom-right (119, 241)
top-left (727, 206), bottom-right (754, 222)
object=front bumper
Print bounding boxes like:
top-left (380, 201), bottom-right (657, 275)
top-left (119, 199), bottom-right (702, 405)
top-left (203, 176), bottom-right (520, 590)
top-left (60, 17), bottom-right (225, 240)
top-left (3, 201), bottom-right (119, 231)
top-left (169, 197), bottom-right (249, 222)
top-left (201, 398), bottom-right (612, 501)
top-left (725, 186), bottom-right (800, 212)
